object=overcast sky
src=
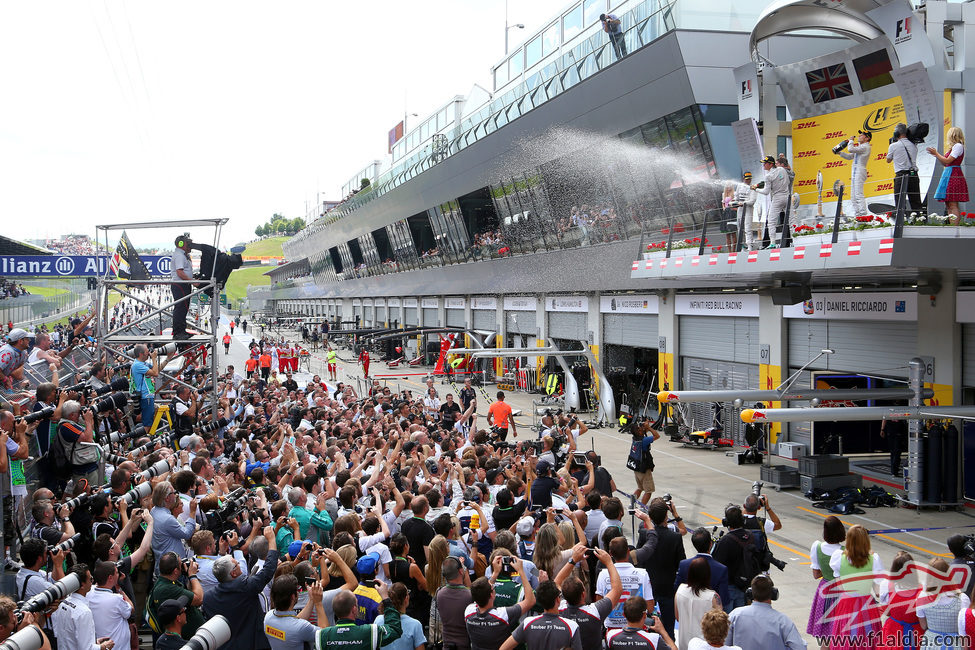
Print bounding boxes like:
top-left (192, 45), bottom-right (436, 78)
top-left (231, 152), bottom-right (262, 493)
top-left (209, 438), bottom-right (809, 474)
top-left (0, 0), bottom-right (569, 247)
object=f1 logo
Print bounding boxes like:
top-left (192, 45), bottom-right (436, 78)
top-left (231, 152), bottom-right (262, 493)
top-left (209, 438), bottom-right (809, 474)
top-left (896, 17), bottom-right (910, 37)
top-left (741, 80), bottom-right (751, 95)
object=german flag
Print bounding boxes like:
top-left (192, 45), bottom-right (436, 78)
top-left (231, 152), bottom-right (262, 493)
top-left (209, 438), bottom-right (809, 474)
top-left (853, 49), bottom-right (894, 92)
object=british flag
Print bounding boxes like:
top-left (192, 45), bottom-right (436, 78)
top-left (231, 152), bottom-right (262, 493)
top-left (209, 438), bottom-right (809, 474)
top-left (805, 63), bottom-right (853, 103)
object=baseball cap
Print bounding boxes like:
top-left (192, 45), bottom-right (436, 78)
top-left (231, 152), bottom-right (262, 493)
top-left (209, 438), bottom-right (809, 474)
top-left (356, 552), bottom-right (381, 576)
top-left (743, 171), bottom-right (752, 178)
top-left (760, 155), bottom-right (776, 165)
top-left (7, 329), bottom-right (32, 343)
top-left (516, 517), bottom-right (535, 537)
top-left (535, 459), bottom-right (553, 474)
top-left (857, 129), bottom-right (873, 140)
top-left (157, 594), bottom-right (190, 626)
top-left (486, 468), bottom-right (501, 484)
top-left (288, 540), bottom-right (306, 559)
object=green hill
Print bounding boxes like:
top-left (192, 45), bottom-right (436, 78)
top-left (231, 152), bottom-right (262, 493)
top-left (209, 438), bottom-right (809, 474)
top-left (243, 236), bottom-right (290, 257)
top-left (225, 265), bottom-right (271, 310)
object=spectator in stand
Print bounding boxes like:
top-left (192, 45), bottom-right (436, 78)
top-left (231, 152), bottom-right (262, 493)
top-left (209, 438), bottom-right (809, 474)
top-left (0, 328), bottom-right (32, 389)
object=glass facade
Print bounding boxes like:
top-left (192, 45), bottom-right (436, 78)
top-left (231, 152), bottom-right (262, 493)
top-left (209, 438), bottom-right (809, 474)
top-left (295, 104), bottom-right (725, 285)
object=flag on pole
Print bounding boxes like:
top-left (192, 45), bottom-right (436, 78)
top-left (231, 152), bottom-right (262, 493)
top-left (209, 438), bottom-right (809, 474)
top-left (110, 231), bottom-right (150, 280)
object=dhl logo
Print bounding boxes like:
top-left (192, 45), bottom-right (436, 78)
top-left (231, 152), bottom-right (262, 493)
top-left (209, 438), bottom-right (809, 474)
top-left (796, 179), bottom-right (816, 187)
top-left (825, 161), bottom-right (844, 169)
top-left (795, 122), bottom-right (819, 129)
top-left (875, 182), bottom-right (894, 191)
top-left (875, 153), bottom-right (887, 160)
top-left (823, 131), bottom-right (843, 139)
top-left (795, 150), bottom-right (818, 158)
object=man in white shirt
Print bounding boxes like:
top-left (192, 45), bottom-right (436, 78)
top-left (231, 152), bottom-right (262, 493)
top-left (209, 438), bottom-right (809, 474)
top-left (88, 561), bottom-right (133, 650)
top-left (52, 564), bottom-right (115, 650)
top-left (595, 536), bottom-right (653, 630)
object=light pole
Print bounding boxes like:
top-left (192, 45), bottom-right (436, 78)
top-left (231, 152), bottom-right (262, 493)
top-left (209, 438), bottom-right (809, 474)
top-left (504, 0), bottom-right (524, 55)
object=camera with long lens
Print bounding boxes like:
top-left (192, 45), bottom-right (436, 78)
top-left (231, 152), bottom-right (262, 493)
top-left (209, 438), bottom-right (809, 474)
top-left (92, 377), bottom-right (130, 397)
top-left (49, 534), bottom-right (80, 555)
top-left (104, 452), bottom-right (128, 467)
top-left (116, 481), bottom-right (152, 507)
top-left (153, 342), bottom-right (178, 355)
top-left (752, 481), bottom-right (763, 497)
top-left (129, 431), bottom-right (172, 457)
top-left (204, 487), bottom-right (247, 535)
top-left (198, 417), bottom-right (230, 434)
top-left (180, 614), bottom-right (231, 650)
top-left (109, 362), bottom-right (132, 373)
top-left (0, 625), bottom-right (47, 650)
top-left (17, 572), bottom-right (81, 614)
top-left (961, 534), bottom-right (975, 557)
top-left (85, 392), bottom-right (128, 416)
top-left (139, 459), bottom-right (173, 482)
top-left (62, 490), bottom-right (90, 511)
top-left (60, 381), bottom-right (89, 395)
top-left (16, 407), bottom-right (54, 425)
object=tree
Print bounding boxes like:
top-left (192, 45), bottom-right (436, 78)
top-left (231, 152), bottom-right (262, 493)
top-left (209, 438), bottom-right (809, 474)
top-left (255, 224), bottom-right (265, 237)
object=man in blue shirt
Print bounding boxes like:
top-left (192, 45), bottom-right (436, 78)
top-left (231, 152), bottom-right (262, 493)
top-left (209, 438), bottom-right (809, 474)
top-left (131, 345), bottom-right (168, 428)
top-left (726, 576), bottom-right (805, 649)
top-left (600, 13), bottom-right (627, 59)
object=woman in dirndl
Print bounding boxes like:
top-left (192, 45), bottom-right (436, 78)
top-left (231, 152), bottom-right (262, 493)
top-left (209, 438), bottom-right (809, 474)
top-left (928, 126), bottom-right (968, 224)
top-left (807, 515), bottom-right (846, 646)
top-left (879, 551), bottom-right (921, 650)
top-left (829, 524), bottom-right (885, 649)
top-left (916, 557), bottom-right (970, 650)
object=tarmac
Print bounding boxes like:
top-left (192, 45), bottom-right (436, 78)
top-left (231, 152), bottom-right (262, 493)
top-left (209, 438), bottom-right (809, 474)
top-left (218, 315), bottom-right (975, 643)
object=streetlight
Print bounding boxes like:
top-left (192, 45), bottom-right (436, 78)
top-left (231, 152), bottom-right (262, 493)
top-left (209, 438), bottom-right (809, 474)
top-left (505, 0), bottom-right (524, 55)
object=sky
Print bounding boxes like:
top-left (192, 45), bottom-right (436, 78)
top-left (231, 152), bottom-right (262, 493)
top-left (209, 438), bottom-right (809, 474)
top-left (0, 0), bottom-right (570, 247)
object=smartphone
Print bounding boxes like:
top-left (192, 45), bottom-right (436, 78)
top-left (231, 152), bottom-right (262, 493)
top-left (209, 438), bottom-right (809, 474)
top-left (287, 436), bottom-right (296, 446)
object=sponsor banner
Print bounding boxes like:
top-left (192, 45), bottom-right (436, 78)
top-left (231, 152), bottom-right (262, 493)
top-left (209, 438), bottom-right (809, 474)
top-left (955, 292), bottom-right (975, 323)
top-left (241, 255), bottom-right (284, 263)
top-left (471, 297), bottom-right (498, 310)
top-left (599, 294), bottom-right (659, 314)
top-left (352, 298), bottom-right (362, 306)
top-left (545, 296), bottom-right (588, 312)
top-left (502, 296), bottom-right (535, 311)
top-left (421, 298), bottom-right (438, 308)
top-left (373, 298), bottom-right (385, 307)
top-left (734, 63), bottom-right (760, 121)
top-left (675, 294), bottom-right (760, 317)
top-left (0, 255), bottom-right (171, 277)
top-left (363, 298), bottom-right (373, 306)
top-left (783, 292), bottom-right (917, 320)
top-left (387, 298), bottom-right (401, 307)
top-left (402, 297), bottom-right (418, 308)
top-left (866, 0), bottom-right (936, 68)
top-left (792, 96), bottom-right (905, 207)
top-left (445, 297), bottom-right (466, 309)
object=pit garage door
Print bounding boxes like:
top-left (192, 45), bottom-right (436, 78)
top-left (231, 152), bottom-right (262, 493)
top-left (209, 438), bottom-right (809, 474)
top-left (679, 316), bottom-right (759, 364)
top-left (788, 320), bottom-right (916, 377)
top-left (548, 312), bottom-right (588, 341)
top-left (505, 310), bottom-right (536, 335)
top-left (603, 314), bottom-right (658, 348)
top-left (446, 309), bottom-right (465, 327)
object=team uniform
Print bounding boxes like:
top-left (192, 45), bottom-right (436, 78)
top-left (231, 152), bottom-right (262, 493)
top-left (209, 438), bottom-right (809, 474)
top-left (606, 626), bottom-right (662, 649)
top-left (464, 603), bottom-right (523, 650)
top-left (596, 563), bottom-right (652, 629)
top-left (511, 612), bottom-right (582, 650)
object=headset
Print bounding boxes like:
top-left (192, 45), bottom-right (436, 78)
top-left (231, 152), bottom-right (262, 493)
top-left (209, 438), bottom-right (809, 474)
top-left (175, 233), bottom-right (191, 249)
top-left (745, 576), bottom-right (779, 602)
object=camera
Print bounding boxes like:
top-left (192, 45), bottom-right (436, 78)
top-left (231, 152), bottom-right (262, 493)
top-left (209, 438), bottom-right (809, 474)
top-left (199, 417), bottom-right (230, 434)
top-left (17, 407), bottom-right (54, 425)
top-left (62, 493), bottom-right (90, 511)
top-left (0, 625), bottom-right (47, 650)
top-left (104, 452), bottom-right (128, 467)
top-left (49, 534), bottom-right (80, 555)
top-left (662, 493), bottom-right (672, 504)
top-left (180, 614), bottom-right (231, 650)
top-left (141, 458), bottom-right (173, 482)
top-left (60, 381), bottom-right (89, 395)
top-left (501, 556), bottom-right (514, 573)
top-left (92, 377), bottom-right (130, 397)
top-left (85, 392), bottom-right (128, 416)
top-left (18, 572), bottom-right (82, 613)
top-left (752, 481), bottom-right (763, 497)
top-left (153, 342), bottom-right (178, 356)
top-left (116, 481), bottom-right (152, 507)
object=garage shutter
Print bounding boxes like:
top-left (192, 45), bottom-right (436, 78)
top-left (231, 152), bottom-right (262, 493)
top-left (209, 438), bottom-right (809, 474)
top-left (682, 357), bottom-right (759, 445)
top-left (789, 320), bottom-right (916, 377)
top-left (375, 307), bottom-right (386, 325)
top-left (505, 311), bottom-right (537, 335)
top-left (473, 310), bottom-right (497, 332)
top-left (422, 308), bottom-right (438, 326)
top-left (404, 307), bottom-right (419, 326)
top-left (965, 325), bottom-right (975, 387)
top-left (603, 314), bottom-right (658, 347)
top-left (446, 310), bottom-right (465, 327)
top-left (679, 316), bottom-right (758, 364)
top-left (548, 312), bottom-right (587, 340)
top-left (388, 307), bottom-right (401, 324)
top-left (364, 307), bottom-right (374, 327)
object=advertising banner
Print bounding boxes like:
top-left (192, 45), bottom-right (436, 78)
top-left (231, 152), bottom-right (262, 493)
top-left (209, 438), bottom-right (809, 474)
top-left (0, 255), bottom-right (171, 277)
top-left (599, 294), bottom-right (659, 314)
top-left (783, 292), bottom-right (917, 321)
top-left (545, 296), bottom-right (588, 312)
top-left (674, 294), bottom-right (760, 317)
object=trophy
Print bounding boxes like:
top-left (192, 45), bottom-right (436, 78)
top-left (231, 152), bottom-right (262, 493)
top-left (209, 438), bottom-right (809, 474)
top-left (816, 171), bottom-right (824, 217)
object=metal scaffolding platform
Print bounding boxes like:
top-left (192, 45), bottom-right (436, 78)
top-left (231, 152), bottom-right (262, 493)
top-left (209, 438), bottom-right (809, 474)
top-left (94, 219), bottom-right (228, 422)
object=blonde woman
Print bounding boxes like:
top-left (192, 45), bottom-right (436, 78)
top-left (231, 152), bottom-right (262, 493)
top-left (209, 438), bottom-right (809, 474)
top-left (917, 557), bottom-right (969, 648)
top-left (425, 535), bottom-right (450, 648)
top-left (828, 524), bottom-right (884, 649)
top-left (928, 126), bottom-right (968, 223)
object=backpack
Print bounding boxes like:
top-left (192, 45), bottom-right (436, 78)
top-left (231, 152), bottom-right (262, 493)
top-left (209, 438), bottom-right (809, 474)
top-left (626, 439), bottom-right (653, 473)
top-left (728, 530), bottom-right (764, 589)
top-left (47, 428), bottom-right (77, 480)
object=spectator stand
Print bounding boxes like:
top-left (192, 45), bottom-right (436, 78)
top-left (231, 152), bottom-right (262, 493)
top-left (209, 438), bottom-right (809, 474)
top-left (94, 219), bottom-right (227, 426)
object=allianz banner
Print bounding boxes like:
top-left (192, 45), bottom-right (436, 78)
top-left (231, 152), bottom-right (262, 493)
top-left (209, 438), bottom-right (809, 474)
top-left (0, 255), bottom-right (172, 277)
top-left (791, 97), bottom-right (905, 208)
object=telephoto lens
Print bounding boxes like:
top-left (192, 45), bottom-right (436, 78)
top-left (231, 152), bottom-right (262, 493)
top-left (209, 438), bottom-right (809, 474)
top-left (0, 624), bottom-right (46, 650)
top-left (17, 407), bottom-right (54, 425)
top-left (752, 480), bottom-right (763, 496)
top-left (117, 481), bottom-right (152, 507)
top-left (198, 417), bottom-right (230, 434)
top-left (180, 614), bottom-right (231, 650)
top-left (155, 342), bottom-right (178, 355)
top-left (142, 458), bottom-right (173, 481)
top-left (62, 492), bottom-right (90, 511)
top-left (60, 381), bottom-right (88, 395)
top-left (89, 392), bottom-right (128, 415)
top-left (18, 572), bottom-right (82, 613)
top-left (50, 533), bottom-right (80, 555)
top-left (92, 377), bottom-right (130, 396)
top-left (104, 452), bottom-right (128, 467)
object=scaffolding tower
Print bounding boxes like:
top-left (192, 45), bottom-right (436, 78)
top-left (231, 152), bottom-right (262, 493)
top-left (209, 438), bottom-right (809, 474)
top-left (95, 219), bottom-right (228, 423)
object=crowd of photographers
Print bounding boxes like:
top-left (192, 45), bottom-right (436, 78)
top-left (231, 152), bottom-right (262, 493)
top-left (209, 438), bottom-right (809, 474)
top-left (0, 313), bottom-right (815, 650)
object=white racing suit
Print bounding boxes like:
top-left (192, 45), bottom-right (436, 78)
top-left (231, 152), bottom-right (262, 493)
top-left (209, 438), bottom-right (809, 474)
top-left (734, 182), bottom-right (759, 250)
top-left (838, 141), bottom-right (871, 217)
top-left (755, 166), bottom-right (790, 243)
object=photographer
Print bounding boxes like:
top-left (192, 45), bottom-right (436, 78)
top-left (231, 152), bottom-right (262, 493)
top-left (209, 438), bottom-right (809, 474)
top-left (742, 491), bottom-right (785, 573)
top-left (0, 595), bottom-right (51, 649)
top-left (31, 499), bottom-right (76, 545)
top-left (886, 123), bottom-right (924, 213)
top-left (711, 506), bottom-right (761, 610)
top-left (131, 345), bottom-right (169, 429)
top-left (147, 552), bottom-right (205, 639)
top-left (52, 564), bottom-right (115, 650)
top-left (55, 400), bottom-right (99, 486)
top-left (172, 385), bottom-right (201, 438)
top-left (88, 560), bottom-right (135, 650)
top-left (528, 458), bottom-right (563, 509)
top-left (631, 499), bottom-right (686, 638)
top-left (150, 481), bottom-right (198, 574)
top-left (627, 420), bottom-right (660, 506)
top-left (17, 538), bottom-right (67, 599)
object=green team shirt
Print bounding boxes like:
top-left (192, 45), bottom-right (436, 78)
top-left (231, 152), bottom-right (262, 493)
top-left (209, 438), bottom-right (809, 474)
top-left (315, 608), bottom-right (402, 650)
